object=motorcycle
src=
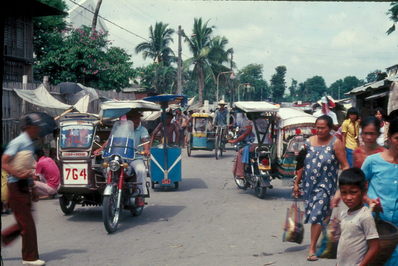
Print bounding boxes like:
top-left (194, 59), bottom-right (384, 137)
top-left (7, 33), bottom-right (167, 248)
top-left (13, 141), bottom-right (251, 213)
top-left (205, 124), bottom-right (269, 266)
top-left (101, 119), bottom-right (150, 233)
top-left (231, 101), bottom-right (279, 199)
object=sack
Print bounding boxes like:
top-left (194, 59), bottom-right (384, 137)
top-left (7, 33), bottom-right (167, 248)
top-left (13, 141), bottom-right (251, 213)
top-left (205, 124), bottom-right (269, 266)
top-left (283, 201), bottom-right (304, 244)
top-left (10, 150), bottom-right (36, 173)
top-left (316, 214), bottom-right (341, 259)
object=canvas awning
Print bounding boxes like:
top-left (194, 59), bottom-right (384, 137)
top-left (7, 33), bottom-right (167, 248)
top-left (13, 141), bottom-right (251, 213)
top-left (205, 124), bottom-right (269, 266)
top-left (14, 84), bottom-right (90, 116)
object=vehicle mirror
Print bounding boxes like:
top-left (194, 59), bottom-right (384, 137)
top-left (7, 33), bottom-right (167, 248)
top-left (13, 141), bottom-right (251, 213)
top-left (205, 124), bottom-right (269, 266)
top-left (94, 135), bottom-right (101, 143)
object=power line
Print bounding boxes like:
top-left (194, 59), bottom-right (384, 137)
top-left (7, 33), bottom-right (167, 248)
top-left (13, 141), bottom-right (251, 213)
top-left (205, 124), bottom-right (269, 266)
top-left (68, 0), bottom-right (149, 42)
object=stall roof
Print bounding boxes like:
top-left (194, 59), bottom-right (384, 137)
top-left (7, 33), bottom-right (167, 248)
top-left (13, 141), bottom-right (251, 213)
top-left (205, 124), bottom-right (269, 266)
top-left (233, 101), bottom-right (279, 113)
top-left (14, 84), bottom-right (90, 116)
top-left (347, 75), bottom-right (398, 95)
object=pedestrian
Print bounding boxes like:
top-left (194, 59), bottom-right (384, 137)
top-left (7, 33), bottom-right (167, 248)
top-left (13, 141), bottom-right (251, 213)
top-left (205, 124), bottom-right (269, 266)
top-left (341, 107), bottom-right (360, 167)
top-left (361, 118), bottom-right (398, 266)
top-left (173, 108), bottom-right (188, 147)
top-left (33, 148), bottom-right (60, 198)
top-left (374, 108), bottom-right (389, 147)
top-left (353, 116), bottom-right (385, 168)
top-left (293, 115), bottom-right (349, 262)
top-left (337, 168), bottom-right (379, 266)
top-left (1, 113), bottom-right (46, 266)
top-left (313, 96), bottom-right (339, 130)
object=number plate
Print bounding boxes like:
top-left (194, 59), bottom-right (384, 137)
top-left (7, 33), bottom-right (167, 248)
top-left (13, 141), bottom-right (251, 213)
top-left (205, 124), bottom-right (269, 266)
top-left (63, 163), bottom-right (88, 185)
top-left (161, 179), bottom-right (171, 185)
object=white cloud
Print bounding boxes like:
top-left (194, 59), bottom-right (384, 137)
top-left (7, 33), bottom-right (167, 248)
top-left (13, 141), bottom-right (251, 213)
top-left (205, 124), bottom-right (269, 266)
top-left (67, 0), bottom-right (397, 86)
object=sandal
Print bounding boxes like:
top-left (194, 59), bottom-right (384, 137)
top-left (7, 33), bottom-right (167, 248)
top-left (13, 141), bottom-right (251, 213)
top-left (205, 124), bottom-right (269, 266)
top-left (307, 254), bottom-right (318, 261)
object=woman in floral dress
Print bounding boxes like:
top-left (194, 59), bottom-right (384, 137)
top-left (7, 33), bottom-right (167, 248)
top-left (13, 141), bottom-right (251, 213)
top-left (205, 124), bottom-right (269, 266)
top-left (293, 115), bottom-right (349, 261)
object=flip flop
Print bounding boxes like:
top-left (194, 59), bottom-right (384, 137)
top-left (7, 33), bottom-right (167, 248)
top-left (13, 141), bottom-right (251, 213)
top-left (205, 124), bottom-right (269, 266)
top-left (307, 254), bottom-right (318, 261)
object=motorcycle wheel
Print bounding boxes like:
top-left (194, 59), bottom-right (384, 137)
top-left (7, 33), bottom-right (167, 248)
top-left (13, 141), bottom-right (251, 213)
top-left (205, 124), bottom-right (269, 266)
top-left (59, 196), bottom-right (76, 215)
top-left (103, 191), bottom-right (120, 234)
top-left (234, 176), bottom-right (248, 190)
top-left (254, 186), bottom-right (267, 199)
top-left (187, 143), bottom-right (191, 157)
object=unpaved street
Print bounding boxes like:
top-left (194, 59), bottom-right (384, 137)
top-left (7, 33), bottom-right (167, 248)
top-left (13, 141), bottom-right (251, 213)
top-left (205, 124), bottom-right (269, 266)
top-left (2, 149), bottom-right (337, 266)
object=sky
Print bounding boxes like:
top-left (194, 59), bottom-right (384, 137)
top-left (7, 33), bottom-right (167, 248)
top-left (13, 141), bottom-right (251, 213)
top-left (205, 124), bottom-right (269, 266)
top-left (67, 0), bottom-right (398, 87)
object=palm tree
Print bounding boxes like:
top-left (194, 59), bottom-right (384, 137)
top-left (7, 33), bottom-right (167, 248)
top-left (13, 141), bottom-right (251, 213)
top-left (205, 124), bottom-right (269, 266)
top-left (135, 22), bottom-right (175, 66)
top-left (184, 18), bottom-right (215, 104)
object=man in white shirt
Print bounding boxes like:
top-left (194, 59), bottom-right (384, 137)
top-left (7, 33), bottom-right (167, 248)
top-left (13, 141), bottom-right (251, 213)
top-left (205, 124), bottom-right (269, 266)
top-left (313, 96), bottom-right (339, 129)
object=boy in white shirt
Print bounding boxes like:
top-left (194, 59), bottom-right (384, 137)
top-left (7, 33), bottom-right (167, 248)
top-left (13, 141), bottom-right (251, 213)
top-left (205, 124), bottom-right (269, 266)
top-left (337, 168), bottom-right (379, 266)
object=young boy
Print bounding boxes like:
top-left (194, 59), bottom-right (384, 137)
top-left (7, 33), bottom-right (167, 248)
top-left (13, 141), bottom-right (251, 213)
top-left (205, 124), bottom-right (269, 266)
top-left (337, 168), bottom-right (379, 266)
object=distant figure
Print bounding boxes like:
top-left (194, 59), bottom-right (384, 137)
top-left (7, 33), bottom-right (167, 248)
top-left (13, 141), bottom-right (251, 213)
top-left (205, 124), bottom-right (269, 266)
top-left (374, 108), bottom-right (389, 147)
top-left (313, 96), bottom-right (338, 129)
top-left (173, 108), bottom-right (188, 147)
top-left (342, 107), bottom-right (360, 167)
top-left (150, 111), bottom-right (179, 146)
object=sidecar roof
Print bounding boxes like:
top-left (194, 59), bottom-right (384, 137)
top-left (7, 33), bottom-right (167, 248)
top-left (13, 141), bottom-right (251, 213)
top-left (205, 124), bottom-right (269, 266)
top-left (100, 100), bottom-right (160, 120)
top-left (233, 101), bottom-right (279, 113)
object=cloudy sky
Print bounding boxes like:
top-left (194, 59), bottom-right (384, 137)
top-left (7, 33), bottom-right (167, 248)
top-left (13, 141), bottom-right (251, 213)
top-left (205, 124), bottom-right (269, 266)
top-left (67, 0), bottom-right (398, 86)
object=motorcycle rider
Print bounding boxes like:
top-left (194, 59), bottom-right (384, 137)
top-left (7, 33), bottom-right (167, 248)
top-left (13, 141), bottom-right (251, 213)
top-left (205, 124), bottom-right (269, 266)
top-left (229, 113), bottom-right (255, 179)
top-left (229, 113), bottom-right (271, 179)
top-left (94, 110), bottom-right (149, 207)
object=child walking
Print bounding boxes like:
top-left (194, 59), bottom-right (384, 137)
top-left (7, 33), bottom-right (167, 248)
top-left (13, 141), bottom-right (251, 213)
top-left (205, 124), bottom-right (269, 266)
top-left (337, 168), bottom-right (379, 266)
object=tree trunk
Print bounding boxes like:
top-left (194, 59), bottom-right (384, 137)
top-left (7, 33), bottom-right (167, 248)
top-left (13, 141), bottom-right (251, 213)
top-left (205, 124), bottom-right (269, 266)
top-left (198, 67), bottom-right (204, 104)
top-left (92, 0), bottom-right (103, 33)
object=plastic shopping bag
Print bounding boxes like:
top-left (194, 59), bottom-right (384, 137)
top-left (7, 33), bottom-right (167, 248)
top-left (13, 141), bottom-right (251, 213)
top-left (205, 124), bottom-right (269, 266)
top-left (282, 200), bottom-right (304, 244)
top-left (316, 208), bottom-right (341, 259)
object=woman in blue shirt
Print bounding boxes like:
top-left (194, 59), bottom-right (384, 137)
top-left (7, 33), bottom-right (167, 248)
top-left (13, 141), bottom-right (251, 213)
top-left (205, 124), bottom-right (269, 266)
top-left (361, 118), bottom-right (398, 266)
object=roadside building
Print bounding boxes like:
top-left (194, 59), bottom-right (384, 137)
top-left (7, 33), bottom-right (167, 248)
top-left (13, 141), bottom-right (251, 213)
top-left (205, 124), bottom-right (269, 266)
top-left (347, 64), bottom-right (398, 119)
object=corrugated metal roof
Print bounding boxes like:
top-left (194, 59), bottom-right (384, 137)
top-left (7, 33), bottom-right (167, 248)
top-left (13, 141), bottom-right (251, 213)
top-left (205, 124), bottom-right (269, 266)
top-left (347, 75), bottom-right (398, 95)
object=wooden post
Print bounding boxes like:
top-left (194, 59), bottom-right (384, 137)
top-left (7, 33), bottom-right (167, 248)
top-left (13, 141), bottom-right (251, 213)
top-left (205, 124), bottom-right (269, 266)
top-left (22, 75), bottom-right (28, 114)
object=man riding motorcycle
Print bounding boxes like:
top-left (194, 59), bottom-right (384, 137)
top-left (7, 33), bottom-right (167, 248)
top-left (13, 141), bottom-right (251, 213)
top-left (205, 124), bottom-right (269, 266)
top-left (229, 113), bottom-right (271, 179)
top-left (94, 110), bottom-right (150, 206)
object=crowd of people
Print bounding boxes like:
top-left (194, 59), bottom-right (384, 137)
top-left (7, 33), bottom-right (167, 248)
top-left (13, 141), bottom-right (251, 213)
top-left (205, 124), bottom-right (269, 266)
top-left (293, 103), bottom-right (397, 265)
top-left (1, 100), bottom-right (397, 266)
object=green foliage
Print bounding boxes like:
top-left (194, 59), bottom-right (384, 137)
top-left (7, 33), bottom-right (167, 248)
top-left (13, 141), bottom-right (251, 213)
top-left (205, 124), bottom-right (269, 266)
top-left (33, 0), bottom-right (67, 60)
top-left (328, 76), bottom-right (364, 99)
top-left (299, 76), bottom-right (327, 102)
top-left (136, 64), bottom-right (176, 94)
top-left (135, 22), bottom-right (175, 66)
top-left (286, 79), bottom-right (298, 102)
top-left (184, 18), bottom-right (216, 103)
top-left (270, 66), bottom-right (287, 103)
top-left (34, 26), bottom-right (134, 91)
top-left (237, 64), bottom-right (269, 101)
top-left (387, 2), bottom-right (398, 34)
top-left (366, 70), bottom-right (382, 83)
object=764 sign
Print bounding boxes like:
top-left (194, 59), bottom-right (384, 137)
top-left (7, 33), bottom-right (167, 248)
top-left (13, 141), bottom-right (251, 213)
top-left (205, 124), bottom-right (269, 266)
top-left (63, 164), bottom-right (88, 185)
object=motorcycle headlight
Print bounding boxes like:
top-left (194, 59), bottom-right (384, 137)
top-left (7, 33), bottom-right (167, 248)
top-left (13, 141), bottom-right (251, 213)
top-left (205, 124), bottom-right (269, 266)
top-left (109, 160), bottom-right (120, 172)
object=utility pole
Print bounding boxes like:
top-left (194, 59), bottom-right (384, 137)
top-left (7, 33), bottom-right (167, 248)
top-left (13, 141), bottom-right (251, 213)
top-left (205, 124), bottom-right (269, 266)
top-left (229, 49), bottom-right (234, 103)
top-left (177, 25), bottom-right (183, 95)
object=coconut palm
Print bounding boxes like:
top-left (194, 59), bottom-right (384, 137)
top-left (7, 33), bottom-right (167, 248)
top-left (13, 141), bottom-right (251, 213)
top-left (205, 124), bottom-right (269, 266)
top-left (184, 18), bottom-right (215, 104)
top-left (135, 22), bottom-right (175, 66)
